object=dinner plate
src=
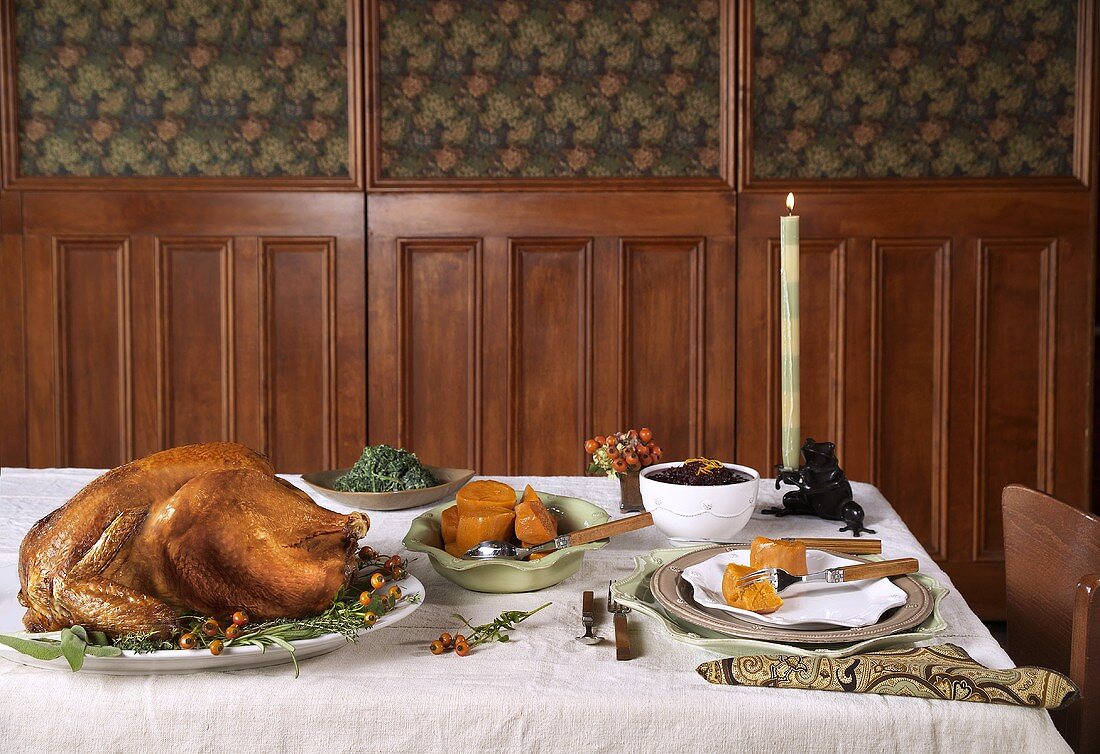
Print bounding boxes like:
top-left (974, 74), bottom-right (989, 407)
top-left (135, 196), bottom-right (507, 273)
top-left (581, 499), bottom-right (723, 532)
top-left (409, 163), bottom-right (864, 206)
top-left (301, 466), bottom-right (475, 511)
top-left (650, 545), bottom-right (936, 645)
top-left (680, 548), bottom-right (907, 628)
top-left (612, 547), bottom-right (947, 658)
top-left (0, 564), bottom-right (425, 675)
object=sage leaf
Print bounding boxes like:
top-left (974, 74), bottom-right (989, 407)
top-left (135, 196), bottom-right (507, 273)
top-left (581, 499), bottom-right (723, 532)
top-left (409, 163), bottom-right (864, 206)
top-left (0, 633), bottom-right (65, 661)
top-left (60, 627), bottom-right (87, 671)
top-left (84, 644), bottom-right (123, 658)
top-left (69, 624), bottom-right (89, 643)
top-left (88, 631), bottom-right (110, 646)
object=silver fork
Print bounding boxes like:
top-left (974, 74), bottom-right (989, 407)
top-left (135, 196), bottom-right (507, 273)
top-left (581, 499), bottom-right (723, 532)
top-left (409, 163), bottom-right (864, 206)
top-left (738, 557), bottom-right (919, 593)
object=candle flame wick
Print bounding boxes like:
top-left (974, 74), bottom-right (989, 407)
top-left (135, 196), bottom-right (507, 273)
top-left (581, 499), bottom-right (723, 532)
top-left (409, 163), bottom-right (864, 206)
top-left (785, 192), bottom-right (795, 215)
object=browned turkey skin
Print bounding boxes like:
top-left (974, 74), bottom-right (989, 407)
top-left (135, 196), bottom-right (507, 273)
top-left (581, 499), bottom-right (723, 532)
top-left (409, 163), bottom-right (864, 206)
top-left (17, 443), bottom-right (369, 639)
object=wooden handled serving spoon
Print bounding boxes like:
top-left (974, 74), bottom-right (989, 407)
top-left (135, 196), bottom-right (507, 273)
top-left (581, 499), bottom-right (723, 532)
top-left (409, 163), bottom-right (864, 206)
top-left (463, 512), bottom-right (654, 560)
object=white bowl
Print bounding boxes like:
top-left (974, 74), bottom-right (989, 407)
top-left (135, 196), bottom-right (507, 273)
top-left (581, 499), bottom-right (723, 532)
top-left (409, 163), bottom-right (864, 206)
top-left (638, 461), bottom-right (760, 542)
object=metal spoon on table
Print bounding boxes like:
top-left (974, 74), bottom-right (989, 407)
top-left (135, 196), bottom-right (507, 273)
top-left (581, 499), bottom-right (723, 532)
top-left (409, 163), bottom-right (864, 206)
top-left (464, 512), bottom-right (654, 560)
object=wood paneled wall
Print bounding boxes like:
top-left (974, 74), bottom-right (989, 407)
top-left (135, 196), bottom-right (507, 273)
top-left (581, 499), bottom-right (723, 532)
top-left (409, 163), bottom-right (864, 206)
top-left (0, 0), bottom-right (1097, 620)
top-left (365, 192), bottom-right (736, 473)
top-left (736, 190), bottom-right (1095, 615)
top-left (1, 192), bottom-right (366, 472)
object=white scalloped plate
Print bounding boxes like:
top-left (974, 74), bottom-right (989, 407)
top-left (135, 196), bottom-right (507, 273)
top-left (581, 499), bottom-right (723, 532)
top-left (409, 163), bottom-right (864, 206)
top-left (681, 548), bottom-right (907, 628)
top-left (0, 564), bottom-right (424, 675)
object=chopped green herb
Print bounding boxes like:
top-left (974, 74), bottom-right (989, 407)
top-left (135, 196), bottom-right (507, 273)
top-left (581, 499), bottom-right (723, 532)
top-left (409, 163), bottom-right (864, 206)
top-left (335, 444), bottom-right (437, 493)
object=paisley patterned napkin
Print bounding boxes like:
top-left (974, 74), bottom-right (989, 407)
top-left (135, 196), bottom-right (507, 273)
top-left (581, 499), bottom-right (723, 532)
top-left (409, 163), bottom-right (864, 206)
top-left (697, 644), bottom-right (1079, 709)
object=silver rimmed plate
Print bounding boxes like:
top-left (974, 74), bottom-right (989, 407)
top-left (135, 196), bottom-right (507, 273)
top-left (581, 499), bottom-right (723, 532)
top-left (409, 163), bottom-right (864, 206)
top-left (680, 547), bottom-right (908, 628)
top-left (650, 545), bottom-right (935, 645)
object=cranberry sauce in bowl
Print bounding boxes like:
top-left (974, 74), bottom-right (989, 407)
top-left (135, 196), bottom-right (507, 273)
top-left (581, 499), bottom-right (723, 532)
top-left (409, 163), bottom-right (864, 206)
top-left (639, 458), bottom-right (760, 542)
top-left (644, 458), bottom-right (752, 486)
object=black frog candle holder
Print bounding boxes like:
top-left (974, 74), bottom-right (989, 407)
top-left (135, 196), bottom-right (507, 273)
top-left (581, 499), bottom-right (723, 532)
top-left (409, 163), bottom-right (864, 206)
top-left (762, 438), bottom-right (875, 537)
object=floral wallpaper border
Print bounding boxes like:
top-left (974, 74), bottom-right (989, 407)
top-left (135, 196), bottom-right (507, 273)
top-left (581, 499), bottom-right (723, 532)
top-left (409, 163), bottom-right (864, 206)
top-left (749, 0), bottom-right (1080, 181)
top-left (12, 0), bottom-right (353, 181)
top-left (374, 0), bottom-right (724, 182)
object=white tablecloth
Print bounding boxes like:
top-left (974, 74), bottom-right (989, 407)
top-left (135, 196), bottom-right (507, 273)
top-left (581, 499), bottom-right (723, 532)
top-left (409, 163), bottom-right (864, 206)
top-left (0, 469), bottom-right (1068, 753)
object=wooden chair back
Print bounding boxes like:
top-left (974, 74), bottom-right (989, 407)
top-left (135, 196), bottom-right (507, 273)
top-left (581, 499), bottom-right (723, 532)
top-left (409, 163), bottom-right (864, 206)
top-left (1002, 484), bottom-right (1100, 752)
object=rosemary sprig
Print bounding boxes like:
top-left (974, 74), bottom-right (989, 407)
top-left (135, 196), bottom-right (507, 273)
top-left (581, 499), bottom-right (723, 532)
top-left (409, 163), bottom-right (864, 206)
top-left (451, 603), bottom-right (551, 650)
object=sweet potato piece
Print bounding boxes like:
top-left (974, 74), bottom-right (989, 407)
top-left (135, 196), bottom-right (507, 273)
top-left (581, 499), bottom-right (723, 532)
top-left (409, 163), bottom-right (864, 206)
top-left (749, 536), bottom-right (808, 576)
top-left (444, 541), bottom-right (466, 558)
top-left (514, 491), bottom-right (557, 545)
top-left (440, 504), bottom-right (460, 544)
top-left (456, 480), bottom-right (518, 515)
top-left (722, 562), bottom-right (783, 614)
top-left (455, 507), bottom-right (515, 554)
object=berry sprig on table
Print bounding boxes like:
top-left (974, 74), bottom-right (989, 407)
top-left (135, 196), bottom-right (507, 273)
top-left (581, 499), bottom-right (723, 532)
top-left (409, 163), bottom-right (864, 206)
top-left (584, 428), bottom-right (662, 476)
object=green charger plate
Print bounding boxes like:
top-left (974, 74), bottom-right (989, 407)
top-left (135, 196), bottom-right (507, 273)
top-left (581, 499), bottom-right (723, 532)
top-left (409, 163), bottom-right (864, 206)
top-left (611, 547), bottom-right (948, 658)
top-left (403, 492), bottom-right (610, 593)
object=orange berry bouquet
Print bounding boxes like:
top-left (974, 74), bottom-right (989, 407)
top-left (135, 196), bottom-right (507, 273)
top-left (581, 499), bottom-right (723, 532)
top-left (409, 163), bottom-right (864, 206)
top-left (584, 428), bottom-right (662, 477)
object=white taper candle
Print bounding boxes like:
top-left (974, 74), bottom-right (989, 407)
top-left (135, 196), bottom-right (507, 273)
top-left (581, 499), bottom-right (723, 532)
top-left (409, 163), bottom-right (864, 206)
top-left (779, 192), bottom-right (801, 469)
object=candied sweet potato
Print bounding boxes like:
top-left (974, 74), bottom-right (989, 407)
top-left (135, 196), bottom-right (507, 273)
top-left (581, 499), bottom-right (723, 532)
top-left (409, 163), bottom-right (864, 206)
top-left (456, 480), bottom-right (518, 515)
top-left (455, 507), bottom-right (516, 554)
top-left (445, 541), bottom-right (466, 558)
top-left (514, 487), bottom-right (558, 545)
top-left (440, 504), bottom-right (460, 544)
top-left (722, 562), bottom-right (783, 614)
top-left (750, 536), bottom-right (808, 576)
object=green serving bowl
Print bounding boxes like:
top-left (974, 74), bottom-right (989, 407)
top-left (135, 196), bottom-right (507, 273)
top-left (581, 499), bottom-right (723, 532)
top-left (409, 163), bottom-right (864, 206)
top-left (402, 492), bottom-right (610, 593)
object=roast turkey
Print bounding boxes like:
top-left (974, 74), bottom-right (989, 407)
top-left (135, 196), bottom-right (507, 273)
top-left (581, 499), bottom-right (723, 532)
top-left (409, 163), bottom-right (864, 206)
top-left (18, 443), bottom-right (369, 639)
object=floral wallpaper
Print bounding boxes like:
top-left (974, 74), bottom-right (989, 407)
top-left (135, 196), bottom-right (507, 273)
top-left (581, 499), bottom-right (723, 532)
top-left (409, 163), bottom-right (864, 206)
top-left (752, 0), bottom-right (1078, 179)
top-left (16, 0), bottom-right (349, 178)
top-left (377, 0), bottom-right (722, 180)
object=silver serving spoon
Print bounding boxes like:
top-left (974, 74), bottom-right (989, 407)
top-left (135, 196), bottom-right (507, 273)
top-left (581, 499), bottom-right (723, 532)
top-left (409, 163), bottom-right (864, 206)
top-left (463, 512), bottom-right (654, 560)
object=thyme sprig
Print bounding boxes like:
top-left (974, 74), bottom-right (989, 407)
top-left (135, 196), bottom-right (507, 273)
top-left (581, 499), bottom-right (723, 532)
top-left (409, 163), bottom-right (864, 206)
top-left (450, 603), bottom-right (552, 651)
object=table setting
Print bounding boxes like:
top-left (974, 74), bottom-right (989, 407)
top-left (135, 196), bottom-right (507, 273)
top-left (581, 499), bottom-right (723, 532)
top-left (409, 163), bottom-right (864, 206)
top-left (0, 197), bottom-right (1078, 753)
top-left (0, 455), bottom-right (1074, 753)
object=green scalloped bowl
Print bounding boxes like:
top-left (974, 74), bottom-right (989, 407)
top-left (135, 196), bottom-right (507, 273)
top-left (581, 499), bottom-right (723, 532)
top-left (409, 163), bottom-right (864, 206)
top-left (611, 547), bottom-right (948, 658)
top-left (402, 492), bottom-right (610, 593)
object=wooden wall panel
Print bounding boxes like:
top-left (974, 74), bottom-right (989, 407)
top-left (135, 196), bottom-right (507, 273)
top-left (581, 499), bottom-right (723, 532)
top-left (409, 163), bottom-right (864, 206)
top-left (53, 238), bottom-right (132, 468)
top-left (397, 239), bottom-right (481, 470)
top-left (737, 189), bottom-right (1093, 619)
top-left (367, 192), bottom-right (736, 475)
top-left (0, 191), bottom-right (26, 467)
top-left (973, 239), bottom-right (1057, 561)
top-left (11, 192), bottom-right (365, 473)
top-left (508, 239), bottom-right (591, 474)
top-left (621, 239), bottom-right (704, 460)
top-left (262, 239), bottom-right (336, 473)
top-left (156, 238), bottom-right (233, 447)
top-left (871, 239), bottom-right (950, 559)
